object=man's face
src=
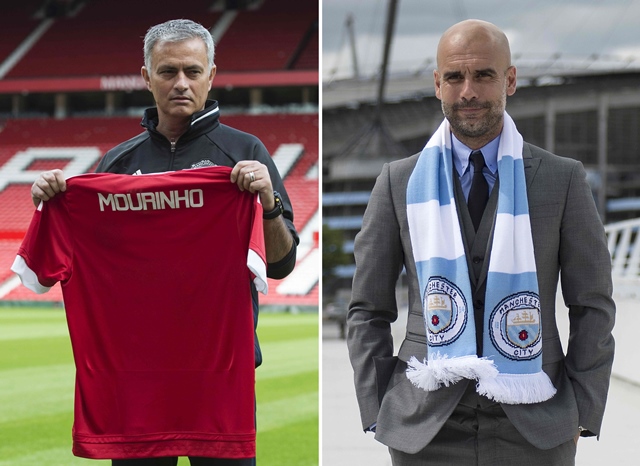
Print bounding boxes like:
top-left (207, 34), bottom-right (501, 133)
top-left (141, 38), bottom-right (215, 125)
top-left (434, 37), bottom-right (516, 147)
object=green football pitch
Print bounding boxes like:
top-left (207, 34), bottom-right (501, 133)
top-left (0, 307), bottom-right (319, 465)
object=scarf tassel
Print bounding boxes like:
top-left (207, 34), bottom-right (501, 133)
top-left (476, 371), bottom-right (557, 404)
top-left (406, 353), bottom-right (498, 391)
top-left (407, 354), bottom-right (556, 404)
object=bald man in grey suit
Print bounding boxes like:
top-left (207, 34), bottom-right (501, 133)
top-left (347, 20), bottom-right (615, 466)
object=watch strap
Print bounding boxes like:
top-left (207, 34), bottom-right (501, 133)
top-left (263, 191), bottom-right (284, 219)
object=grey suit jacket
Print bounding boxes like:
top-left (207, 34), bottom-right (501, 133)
top-left (347, 142), bottom-right (615, 453)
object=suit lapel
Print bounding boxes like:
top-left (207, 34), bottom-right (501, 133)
top-left (523, 143), bottom-right (541, 189)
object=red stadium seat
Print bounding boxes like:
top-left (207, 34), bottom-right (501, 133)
top-left (3, 0), bottom-right (317, 78)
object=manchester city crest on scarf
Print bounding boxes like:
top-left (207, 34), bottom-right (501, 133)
top-left (425, 277), bottom-right (467, 346)
top-left (490, 292), bottom-right (542, 361)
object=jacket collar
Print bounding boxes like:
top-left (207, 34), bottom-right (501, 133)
top-left (141, 100), bottom-right (220, 139)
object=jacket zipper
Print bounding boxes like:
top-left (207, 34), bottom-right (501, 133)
top-left (169, 138), bottom-right (177, 170)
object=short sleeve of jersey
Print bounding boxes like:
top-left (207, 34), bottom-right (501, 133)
top-left (249, 198), bottom-right (267, 293)
top-left (12, 198), bottom-right (73, 293)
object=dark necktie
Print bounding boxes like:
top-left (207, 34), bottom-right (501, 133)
top-left (468, 150), bottom-right (489, 232)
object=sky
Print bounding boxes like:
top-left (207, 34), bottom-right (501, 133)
top-left (322, 0), bottom-right (640, 82)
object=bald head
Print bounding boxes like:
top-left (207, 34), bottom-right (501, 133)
top-left (433, 19), bottom-right (517, 149)
top-left (437, 20), bottom-right (511, 71)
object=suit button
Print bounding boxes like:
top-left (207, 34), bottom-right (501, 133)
top-left (472, 256), bottom-right (483, 264)
top-left (475, 300), bottom-right (484, 309)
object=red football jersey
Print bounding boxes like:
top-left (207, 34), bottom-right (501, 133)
top-left (12, 167), bottom-right (266, 459)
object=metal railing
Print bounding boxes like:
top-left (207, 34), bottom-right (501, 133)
top-left (605, 218), bottom-right (640, 299)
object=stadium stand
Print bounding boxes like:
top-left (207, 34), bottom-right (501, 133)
top-left (6, 0), bottom-right (220, 78)
top-left (0, 0), bottom-right (319, 308)
top-left (4, 0), bottom-right (316, 79)
top-left (0, 0), bottom-right (44, 67)
top-left (214, 0), bottom-right (317, 72)
top-left (293, 26), bottom-right (319, 70)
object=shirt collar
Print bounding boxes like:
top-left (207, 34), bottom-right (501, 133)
top-left (451, 132), bottom-right (500, 176)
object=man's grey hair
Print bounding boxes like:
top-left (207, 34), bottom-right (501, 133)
top-left (143, 19), bottom-right (215, 71)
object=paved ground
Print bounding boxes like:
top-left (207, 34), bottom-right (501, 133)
top-left (322, 308), bottom-right (640, 465)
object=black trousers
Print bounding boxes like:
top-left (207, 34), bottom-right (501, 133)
top-left (112, 458), bottom-right (255, 466)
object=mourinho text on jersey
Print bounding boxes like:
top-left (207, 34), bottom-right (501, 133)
top-left (98, 189), bottom-right (204, 212)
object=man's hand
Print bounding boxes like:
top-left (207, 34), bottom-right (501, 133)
top-left (230, 160), bottom-right (294, 265)
top-left (230, 161), bottom-right (275, 211)
top-left (31, 169), bottom-right (66, 207)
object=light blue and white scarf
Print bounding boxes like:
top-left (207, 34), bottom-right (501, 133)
top-left (405, 112), bottom-right (556, 404)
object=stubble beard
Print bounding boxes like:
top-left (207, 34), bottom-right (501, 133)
top-left (442, 95), bottom-right (506, 140)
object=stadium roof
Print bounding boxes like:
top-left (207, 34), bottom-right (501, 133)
top-left (323, 64), bottom-right (640, 110)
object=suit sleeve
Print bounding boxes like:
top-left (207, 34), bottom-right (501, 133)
top-left (347, 163), bottom-right (405, 430)
top-left (559, 161), bottom-right (615, 437)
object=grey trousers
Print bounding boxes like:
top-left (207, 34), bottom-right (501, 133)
top-left (389, 384), bottom-right (576, 466)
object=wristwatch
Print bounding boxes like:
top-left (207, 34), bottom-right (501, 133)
top-left (263, 191), bottom-right (284, 219)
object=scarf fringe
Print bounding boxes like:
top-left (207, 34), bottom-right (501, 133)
top-left (406, 353), bottom-right (498, 391)
top-left (476, 371), bottom-right (557, 404)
